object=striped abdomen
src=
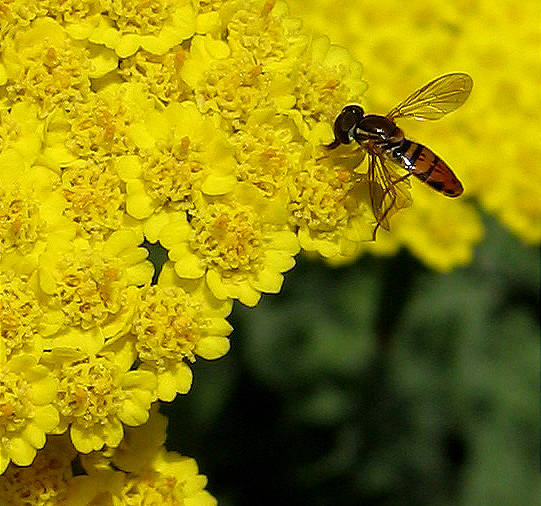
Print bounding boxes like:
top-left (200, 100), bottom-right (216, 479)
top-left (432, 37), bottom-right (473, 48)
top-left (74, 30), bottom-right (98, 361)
top-left (389, 139), bottom-right (463, 197)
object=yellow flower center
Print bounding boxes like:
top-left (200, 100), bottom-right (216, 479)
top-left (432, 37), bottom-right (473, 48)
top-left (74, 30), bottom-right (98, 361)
top-left (197, 52), bottom-right (267, 127)
top-left (143, 137), bottom-right (203, 211)
top-left (66, 99), bottom-right (133, 159)
top-left (45, 0), bottom-right (98, 25)
top-left (107, 0), bottom-right (174, 35)
top-left (234, 128), bottom-right (298, 198)
top-left (194, 0), bottom-right (225, 15)
top-left (119, 49), bottom-right (191, 104)
top-left (0, 369), bottom-right (31, 437)
top-left (53, 251), bottom-right (122, 329)
top-left (190, 203), bottom-right (263, 273)
top-left (56, 357), bottom-right (122, 427)
top-left (132, 286), bottom-right (203, 366)
top-left (0, 272), bottom-right (43, 359)
top-left (227, 4), bottom-right (290, 64)
top-left (0, 188), bottom-right (45, 257)
top-left (62, 161), bottom-right (125, 240)
top-left (293, 61), bottom-right (352, 128)
top-left (120, 470), bottom-right (192, 503)
top-left (289, 164), bottom-right (361, 233)
top-left (6, 38), bottom-right (91, 116)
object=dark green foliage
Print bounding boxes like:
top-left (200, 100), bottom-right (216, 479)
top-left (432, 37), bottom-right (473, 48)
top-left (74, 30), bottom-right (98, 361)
top-left (163, 213), bottom-right (540, 506)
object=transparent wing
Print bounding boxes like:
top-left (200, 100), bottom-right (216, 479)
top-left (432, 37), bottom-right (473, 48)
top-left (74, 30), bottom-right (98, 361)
top-left (386, 73), bottom-right (473, 121)
top-left (368, 154), bottom-right (413, 238)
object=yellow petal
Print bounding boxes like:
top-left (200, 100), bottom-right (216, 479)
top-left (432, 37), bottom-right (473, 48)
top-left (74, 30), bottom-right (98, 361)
top-left (125, 261), bottom-right (154, 285)
top-left (21, 423), bottom-right (46, 450)
top-left (33, 405), bottom-right (60, 433)
top-left (119, 399), bottom-right (150, 427)
top-left (250, 269), bottom-right (283, 293)
top-left (7, 437), bottom-right (37, 466)
top-left (237, 283), bottom-right (261, 307)
top-left (203, 317), bottom-right (233, 336)
top-left (174, 362), bottom-right (193, 394)
top-left (196, 337), bottom-right (230, 360)
top-left (173, 248), bottom-right (206, 279)
top-left (71, 425), bottom-right (104, 453)
top-left (201, 174), bottom-right (236, 195)
top-left (103, 418), bottom-right (124, 448)
top-left (126, 184), bottom-right (156, 219)
top-left (205, 269), bottom-right (229, 300)
top-left (157, 370), bottom-right (177, 402)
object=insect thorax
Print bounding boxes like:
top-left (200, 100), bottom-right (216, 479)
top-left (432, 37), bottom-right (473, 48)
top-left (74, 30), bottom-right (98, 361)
top-left (355, 115), bottom-right (403, 144)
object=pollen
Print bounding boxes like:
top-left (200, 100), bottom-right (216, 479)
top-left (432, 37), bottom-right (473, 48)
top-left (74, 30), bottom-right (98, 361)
top-left (55, 356), bottom-right (122, 427)
top-left (132, 285), bottom-right (203, 366)
top-left (293, 61), bottom-right (353, 128)
top-left (49, 251), bottom-right (122, 330)
top-left (233, 128), bottom-right (299, 198)
top-left (288, 163), bottom-right (360, 233)
top-left (142, 137), bottom-right (203, 211)
top-left (66, 98), bottom-right (134, 159)
top-left (194, 0), bottom-right (226, 14)
top-left (107, 0), bottom-right (175, 35)
top-left (0, 370), bottom-right (30, 436)
top-left (62, 161), bottom-right (125, 240)
top-left (5, 25), bottom-right (92, 116)
top-left (0, 271), bottom-right (43, 359)
top-left (196, 52), bottom-right (269, 127)
top-left (0, 187), bottom-right (45, 258)
top-left (190, 203), bottom-right (262, 273)
top-left (119, 48), bottom-right (191, 104)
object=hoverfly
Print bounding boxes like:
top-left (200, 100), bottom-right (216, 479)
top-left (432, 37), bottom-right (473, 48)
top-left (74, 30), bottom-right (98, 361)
top-left (326, 73), bottom-right (473, 240)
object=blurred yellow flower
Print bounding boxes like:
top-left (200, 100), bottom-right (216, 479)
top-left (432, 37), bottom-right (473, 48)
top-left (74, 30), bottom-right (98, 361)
top-left (0, 434), bottom-right (76, 505)
top-left (288, 0), bottom-right (541, 251)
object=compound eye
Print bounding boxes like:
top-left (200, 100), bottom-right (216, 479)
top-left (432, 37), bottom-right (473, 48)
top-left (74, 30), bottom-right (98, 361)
top-left (342, 104), bottom-right (364, 118)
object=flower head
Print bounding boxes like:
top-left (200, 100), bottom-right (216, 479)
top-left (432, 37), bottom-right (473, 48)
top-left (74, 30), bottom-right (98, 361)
top-left (0, 354), bottom-right (59, 474)
top-left (37, 230), bottom-right (153, 352)
top-left (146, 186), bottom-right (299, 307)
top-left (48, 348), bottom-right (156, 454)
top-left (118, 100), bottom-right (237, 220)
top-left (0, 434), bottom-right (76, 505)
top-left (86, 0), bottom-right (195, 58)
top-left (127, 263), bottom-right (232, 401)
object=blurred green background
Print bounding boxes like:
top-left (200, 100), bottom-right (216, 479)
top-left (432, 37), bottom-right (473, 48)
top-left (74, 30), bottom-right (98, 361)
top-left (161, 211), bottom-right (539, 506)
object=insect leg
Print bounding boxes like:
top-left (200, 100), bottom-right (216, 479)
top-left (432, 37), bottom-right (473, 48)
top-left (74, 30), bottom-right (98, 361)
top-left (379, 171), bottom-right (413, 202)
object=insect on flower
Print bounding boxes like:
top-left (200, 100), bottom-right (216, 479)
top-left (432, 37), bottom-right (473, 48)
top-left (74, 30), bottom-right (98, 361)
top-left (326, 73), bottom-right (473, 240)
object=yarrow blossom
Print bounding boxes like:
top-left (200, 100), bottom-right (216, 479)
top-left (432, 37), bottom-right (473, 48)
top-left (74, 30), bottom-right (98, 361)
top-left (0, 410), bottom-right (216, 505)
top-left (0, 0), bottom-right (472, 498)
top-left (288, 0), bottom-right (541, 265)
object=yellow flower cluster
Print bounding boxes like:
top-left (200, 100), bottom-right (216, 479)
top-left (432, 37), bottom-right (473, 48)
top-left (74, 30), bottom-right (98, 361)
top-left (0, 0), bottom-right (384, 495)
top-left (0, 407), bottom-right (216, 505)
top-left (288, 0), bottom-right (540, 269)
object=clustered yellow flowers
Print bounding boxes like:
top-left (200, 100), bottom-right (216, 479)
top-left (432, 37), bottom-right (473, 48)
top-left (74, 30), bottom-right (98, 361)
top-left (0, 0), bottom-right (389, 502)
top-left (288, 0), bottom-right (541, 268)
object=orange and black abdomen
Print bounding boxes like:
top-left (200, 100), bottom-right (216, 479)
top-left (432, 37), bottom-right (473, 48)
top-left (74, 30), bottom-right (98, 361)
top-left (391, 139), bottom-right (463, 197)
